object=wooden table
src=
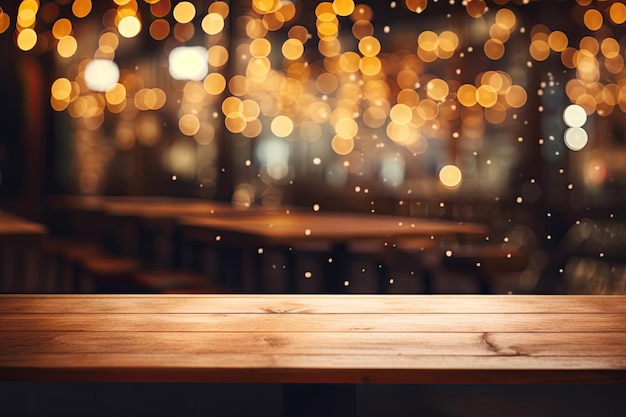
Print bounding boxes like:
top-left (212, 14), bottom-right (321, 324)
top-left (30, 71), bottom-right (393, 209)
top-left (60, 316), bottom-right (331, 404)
top-left (0, 294), bottom-right (624, 415)
top-left (0, 210), bottom-right (47, 292)
top-left (179, 211), bottom-right (488, 292)
top-left (44, 196), bottom-right (491, 292)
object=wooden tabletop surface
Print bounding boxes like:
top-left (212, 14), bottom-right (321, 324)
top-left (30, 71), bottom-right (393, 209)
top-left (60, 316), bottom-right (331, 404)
top-left (0, 210), bottom-right (47, 237)
top-left (179, 211), bottom-right (488, 244)
top-left (45, 195), bottom-right (488, 242)
top-left (1, 294), bottom-right (624, 384)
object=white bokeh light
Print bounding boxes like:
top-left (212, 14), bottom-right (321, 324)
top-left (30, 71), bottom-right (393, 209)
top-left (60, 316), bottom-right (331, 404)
top-left (563, 104), bottom-right (587, 128)
top-left (168, 46), bottom-right (209, 81)
top-left (564, 127), bottom-right (589, 151)
top-left (256, 137), bottom-right (291, 180)
top-left (84, 59), bottom-right (120, 92)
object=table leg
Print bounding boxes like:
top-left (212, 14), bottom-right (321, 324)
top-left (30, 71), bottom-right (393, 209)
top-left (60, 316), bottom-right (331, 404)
top-left (282, 383), bottom-right (356, 417)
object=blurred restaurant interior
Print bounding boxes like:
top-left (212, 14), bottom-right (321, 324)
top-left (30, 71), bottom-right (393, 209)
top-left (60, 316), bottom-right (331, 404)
top-left (1, 0), bottom-right (626, 296)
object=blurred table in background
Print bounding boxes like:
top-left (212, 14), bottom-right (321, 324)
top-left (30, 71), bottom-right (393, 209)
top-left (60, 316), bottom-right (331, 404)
top-left (0, 210), bottom-right (47, 292)
top-left (179, 211), bottom-right (488, 293)
top-left (43, 195), bottom-right (490, 294)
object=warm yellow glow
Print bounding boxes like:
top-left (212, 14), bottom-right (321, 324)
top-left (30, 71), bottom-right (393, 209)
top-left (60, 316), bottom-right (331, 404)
top-left (250, 38), bottom-right (271, 57)
top-left (438, 31), bottom-right (459, 54)
top-left (51, 78), bottom-right (73, 101)
top-left (418, 31), bottom-right (438, 52)
top-left (529, 38), bottom-right (550, 61)
top-left (57, 35), bottom-right (77, 58)
top-left (484, 38), bottom-right (505, 60)
top-left (397, 69), bottom-right (418, 89)
top-left (52, 18), bottom-right (72, 39)
top-left (600, 38), bottom-right (620, 59)
top-left (544, 32), bottom-right (565, 54)
top-left (579, 36), bottom-right (599, 56)
top-left (179, 114), bottom-right (201, 136)
top-left (386, 121), bottom-right (413, 144)
top-left (457, 84), bottom-right (478, 107)
top-left (439, 164), bottom-right (462, 189)
top-left (405, 0), bottom-right (427, 13)
top-left (222, 96), bottom-right (243, 117)
top-left (397, 89), bottom-right (419, 107)
top-left (209, 1), bottom-right (230, 19)
top-left (228, 75), bottom-right (248, 97)
top-left (225, 114), bottom-right (247, 133)
top-left (241, 119), bottom-right (263, 138)
top-left (72, 0), bottom-right (92, 19)
top-left (333, 0), bottom-right (355, 16)
top-left (118, 15), bottom-right (141, 38)
top-left (339, 51), bottom-right (360, 72)
top-left (271, 115), bottom-right (295, 137)
top-left (253, 0), bottom-right (281, 14)
top-left (134, 88), bottom-right (167, 111)
top-left (208, 45), bottom-right (229, 68)
top-left (183, 82), bottom-right (205, 104)
top-left (0, 12), bottom-right (10, 35)
top-left (263, 13), bottom-right (285, 31)
top-left (426, 78), bottom-right (449, 101)
top-left (352, 4), bottom-right (373, 21)
top-left (358, 36), bottom-right (381, 57)
top-left (17, 8), bottom-right (37, 29)
top-left (202, 13), bottom-right (224, 35)
top-left (416, 99), bottom-right (439, 120)
top-left (331, 135), bottom-right (354, 155)
top-left (173, 1), bottom-right (196, 24)
top-left (288, 25), bottom-right (309, 43)
top-left (242, 99), bottom-right (261, 121)
top-left (610, 2), bottom-right (626, 24)
top-left (316, 72), bottom-right (339, 94)
top-left (246, 18), bottom-right (267, 38)
top-left (335, 117), bottom-right (359, 139)
top-left (317, 21), bottom-right (339, 38)
top-left (494, 8), bottom-right (516, 30)
top-left (316, 2), bottom-right (337, 21)
top-left (583, 9), bottom-right (603, 31)
top-left (203, 73), bottom-right (226, 95)
top-left (505, 85), bottom-right (527, 108)
top-left (276, 2), bottom-right (297, 23)
top-left (247, 57), bottom-right (271, 77)
top-left (359, 56), bottom-right (381, 76)
top-left (282, 38), bottom-right (304, 60)
top-left (489, 23), bottom-right (510, 43)
top-left (104, 83), bottom-right (126, 106)
top-left (466, 0), bottom-right (487, 18)
top-left (352, 20), bottom-right (373, 39)
top-left (476, 85), bottom-right (498, 108)
top-left (390, 104), bottom-right (413, 125)
top-left (319, 38), bottom-right (341, 57)
top-left (16, 28), bottom-right (37, 51)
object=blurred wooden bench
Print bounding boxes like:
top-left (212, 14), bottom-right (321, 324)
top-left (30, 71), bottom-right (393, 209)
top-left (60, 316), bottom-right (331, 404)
top-left (0, 294), bottom-right (624, 416)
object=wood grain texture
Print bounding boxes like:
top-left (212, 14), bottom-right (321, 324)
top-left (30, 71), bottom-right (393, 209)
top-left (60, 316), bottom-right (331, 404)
top-left (0, 295), bottom-right (625, 384)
